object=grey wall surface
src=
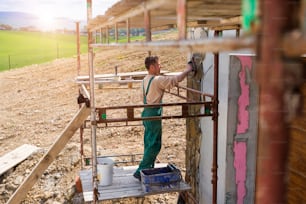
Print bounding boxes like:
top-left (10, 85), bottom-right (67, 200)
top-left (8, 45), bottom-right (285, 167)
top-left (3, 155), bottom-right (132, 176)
top-left (198, 29), bottom-right (254, 204)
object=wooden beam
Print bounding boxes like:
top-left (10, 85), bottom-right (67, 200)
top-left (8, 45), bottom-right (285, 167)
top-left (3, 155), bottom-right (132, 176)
top-left (220, 16), bottom-right (242, 25)
top-left (100, 28), bottom-right (103, 43)
top-left (302, 0), bottom-right (306, 35)
top-left (90, 37), bottom-right (255, 53)
top-left (188, 4), bottom-right (241, 11)
top-left (210, 25), bottom-right (241, 31)
top-left (115, 23), bottom-right (118, 43)
top-left (177, 0), bottom-right (187, 40)
top-left (76, 22), bottom-right (81, 76)
top-left (144, 2), bottom-right (151, 42)
top-left (151, 24), bottom-right (176, 31)
top-left (282, 34), bottom-right (306, 57)
top-left (93, 30), bottom-right (97, 43)
top-left (255, 0), bottom-right (291, 202)
top-left (187, 16), bottom-right (242, 28)
top-left (126, 18), bottom-right (130, 43)
top-left (106, 26), bottom-right (109, 44)
top-left (6, 106), bottom-right (90, 204)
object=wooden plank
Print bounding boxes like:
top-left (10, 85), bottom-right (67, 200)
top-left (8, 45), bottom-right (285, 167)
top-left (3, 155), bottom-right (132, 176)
top-left (75, 70), bottom-right (169, 81)
top-left (90, 37), bottom-right (255, 53)
top-left (76, 72), bottom-right (181, 84)
top-left (76, 79), bottom-right (143, 85)
top-left (0, 144), bottom-right (40, 176)
top-left (6, 105), bottom-right (91, 204)
top-left (75, 71), bottom-right (179, 85)
top-left (80, 164), bottom-right (191, 202)
top-left (177, 0), bottom-right (187, 40)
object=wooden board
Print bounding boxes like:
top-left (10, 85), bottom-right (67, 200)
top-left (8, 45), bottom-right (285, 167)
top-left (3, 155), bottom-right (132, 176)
top-left (0, 144), bottom-right (40, 176)
top-left (75, 79), bottom-right (143, 84)
top-left (7, 106), bottom-right (90, 204)
top-left (75, 71), bottom-right (181, 86)
top-left (80, 164), bottom-right (191, 202)
top-left (76, 70), bottom-right (170, 81)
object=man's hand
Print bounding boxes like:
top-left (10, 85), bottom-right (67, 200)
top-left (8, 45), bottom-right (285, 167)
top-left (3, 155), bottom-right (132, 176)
top-left (188, 59), bottom-right (196, 72)
top-left (177, 62), bottom-right (194, 82)
top-left (186, 63), bottom-right (193, 72)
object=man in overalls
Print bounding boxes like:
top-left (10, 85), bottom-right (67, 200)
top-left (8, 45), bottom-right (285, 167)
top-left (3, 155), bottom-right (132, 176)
top-left (133, 56), bottom-right (193, 180)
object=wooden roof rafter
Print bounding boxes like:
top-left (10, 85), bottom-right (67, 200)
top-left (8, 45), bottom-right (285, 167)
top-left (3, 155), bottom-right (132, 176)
top-left (104, 0), bottom-right (144, 16)
top-left (88, 0), bottom-right (243, 32)
top-left (88, 0), bottom-right (176, 31)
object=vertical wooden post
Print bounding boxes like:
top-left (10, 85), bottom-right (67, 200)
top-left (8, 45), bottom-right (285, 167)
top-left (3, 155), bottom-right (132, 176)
top-left (100, 28), bottom-right (103, 43)
top-left (106, 26), bottom-right (109, 44)
top-left (93, 30), bottom-right (96, 43)
top-left (236, 28), bottom-right (240, 37)
top-left (301, 0), bottom-right (306, 35)
top-left (126, 18), bottom-right (130, 43)
top-left (177, 0), bottom-right (187, 40)
top-left (8, 55), bottom-right (11, 70)
top-left (255, 0), bottom-right (290, 203)
top-left (56, 42), bottom-right (59, 58)
top-left (144, 2), bottom-right (151, 42)
top-left (115, 23), bottom-right (118, 43)
top-left (76, 22), bottom-right (81, 76)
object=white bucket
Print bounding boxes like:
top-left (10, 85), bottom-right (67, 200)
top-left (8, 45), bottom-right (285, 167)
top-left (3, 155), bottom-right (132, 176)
top-left (97, 157), bottom-right (114, 186)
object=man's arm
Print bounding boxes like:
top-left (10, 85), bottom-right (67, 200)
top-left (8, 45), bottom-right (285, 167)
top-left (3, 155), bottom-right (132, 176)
top-left (155, 63), bottom-right (194, 91)
top-left (176, 63), bottom-right (193, 82)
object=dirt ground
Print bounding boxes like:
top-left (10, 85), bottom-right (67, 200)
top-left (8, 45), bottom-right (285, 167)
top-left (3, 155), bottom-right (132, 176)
top-left (0, 32), bottom-right (192, 203)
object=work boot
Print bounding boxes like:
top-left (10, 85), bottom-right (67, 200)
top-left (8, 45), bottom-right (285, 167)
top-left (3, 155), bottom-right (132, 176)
top-left (133, 172), bottom-right (141, 181)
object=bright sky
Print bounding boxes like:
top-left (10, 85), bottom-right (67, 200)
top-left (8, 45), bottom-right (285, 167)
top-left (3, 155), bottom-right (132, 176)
top-left (0, 0), bottom-right (119, 21)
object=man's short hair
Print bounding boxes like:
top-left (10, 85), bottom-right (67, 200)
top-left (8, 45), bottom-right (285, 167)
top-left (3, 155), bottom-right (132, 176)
top-left (145, 56), bottom-right (159, 70)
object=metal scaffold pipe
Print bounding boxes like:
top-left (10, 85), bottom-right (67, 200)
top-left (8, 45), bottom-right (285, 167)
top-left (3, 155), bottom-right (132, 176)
top-left (86, 0), bottom-right (99, 203)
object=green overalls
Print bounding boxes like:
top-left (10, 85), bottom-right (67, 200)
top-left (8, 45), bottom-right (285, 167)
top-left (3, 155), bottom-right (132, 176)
top-left (134, 76), bottom-right (163, 177)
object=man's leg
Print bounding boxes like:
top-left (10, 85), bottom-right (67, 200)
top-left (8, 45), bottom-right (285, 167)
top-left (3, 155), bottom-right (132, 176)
top-left (134, 120), bottom-right (161, 178)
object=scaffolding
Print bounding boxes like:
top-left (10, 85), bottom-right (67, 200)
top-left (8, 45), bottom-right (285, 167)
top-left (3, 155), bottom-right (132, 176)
top-left (79, 0), bottom-right (306, 203)
top-left (78, 0), bottom-right (250, 203)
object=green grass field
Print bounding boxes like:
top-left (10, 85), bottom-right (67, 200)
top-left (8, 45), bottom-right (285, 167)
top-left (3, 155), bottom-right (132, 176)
top-left (0, 30), bottom-right (147, 72)
top-left (0, 31), bottom-right (88, 71)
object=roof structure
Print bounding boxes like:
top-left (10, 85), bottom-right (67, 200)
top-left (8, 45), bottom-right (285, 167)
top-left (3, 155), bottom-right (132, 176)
top-left (88, 0), bottom-right (242, 31)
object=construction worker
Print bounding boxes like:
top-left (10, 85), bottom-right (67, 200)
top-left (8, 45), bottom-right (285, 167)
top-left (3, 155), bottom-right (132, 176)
top-left (133, 56), bottom-right (193, 181)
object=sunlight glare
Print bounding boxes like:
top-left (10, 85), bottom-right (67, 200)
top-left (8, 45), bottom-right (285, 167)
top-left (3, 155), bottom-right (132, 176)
top-left (37, 11), bottom-right (56, 31)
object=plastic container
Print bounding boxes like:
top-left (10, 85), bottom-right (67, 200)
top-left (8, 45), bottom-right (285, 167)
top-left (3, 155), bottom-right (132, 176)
top-left (97, 157), bottom-right (114, 186)
top-left (140, 163), bottom-right (182, 193)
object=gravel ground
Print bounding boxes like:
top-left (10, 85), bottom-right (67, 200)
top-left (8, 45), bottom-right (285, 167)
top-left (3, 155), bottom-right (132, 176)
top-left (0, 33), bottom-right (192, 203)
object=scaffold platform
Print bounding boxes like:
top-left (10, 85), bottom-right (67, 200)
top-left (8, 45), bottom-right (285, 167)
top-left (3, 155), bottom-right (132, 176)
top-left (79, 164), bottom-right (191, 202)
